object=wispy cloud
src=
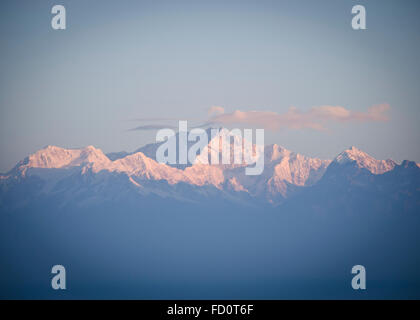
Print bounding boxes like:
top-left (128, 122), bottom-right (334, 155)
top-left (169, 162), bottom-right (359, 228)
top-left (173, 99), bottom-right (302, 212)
top-left (130, 117), bottom-right (180, 122)
top-left (208, 106), bottom-right (225, 116)
top-left (128, 124), bottom-right (177, 131)
top-left (206, 104), bottom-right (390, 131)
top-left (128, 104), bottom-right (390, 132)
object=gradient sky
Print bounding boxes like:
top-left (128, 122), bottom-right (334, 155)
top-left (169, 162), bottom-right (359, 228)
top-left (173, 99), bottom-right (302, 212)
top-left (1, 0), bottom-right (419, 172)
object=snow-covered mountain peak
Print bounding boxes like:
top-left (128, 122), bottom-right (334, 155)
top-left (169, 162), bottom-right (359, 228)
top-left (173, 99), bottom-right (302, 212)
top-left (264, 144), bottom-right (291, 162)
top-left (22, 145), bottom-right (111, 171)
top-left (334, 146), bottom-right (396, 174)
top-left (335, 146), bottom-right (368, 162)
top-left (194, 127), bottom-right (264, 167)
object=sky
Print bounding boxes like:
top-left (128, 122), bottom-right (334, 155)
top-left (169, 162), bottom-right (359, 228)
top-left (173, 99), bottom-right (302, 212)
top-left (1, 0), bottom-right (419, 172)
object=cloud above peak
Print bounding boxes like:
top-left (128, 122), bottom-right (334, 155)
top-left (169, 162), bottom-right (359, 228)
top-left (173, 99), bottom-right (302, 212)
top-left (129, 104), bottom-right (390, 132)
top-left (207, 104), bottom-right (390, 131)
top-left (128, 124), bottom-right (177, 131)
top-left (208, 106), bottom-right (225, 116)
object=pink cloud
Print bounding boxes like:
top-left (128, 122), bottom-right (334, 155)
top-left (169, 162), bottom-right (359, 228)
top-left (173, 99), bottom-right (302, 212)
top-left (208, 106), bottom-right (225, 116)
top-left (208, 104), bottom-right (390, 131)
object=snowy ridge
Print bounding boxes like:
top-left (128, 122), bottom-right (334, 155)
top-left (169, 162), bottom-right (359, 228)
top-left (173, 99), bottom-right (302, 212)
top-left (15, 145), bottom-right (224, 188)
top-left (2, 139), bottom-right (408, 205)
top-left (22, 145), bottom-right (110, 171)
top-left (334, 146), bottom-right (396, 174)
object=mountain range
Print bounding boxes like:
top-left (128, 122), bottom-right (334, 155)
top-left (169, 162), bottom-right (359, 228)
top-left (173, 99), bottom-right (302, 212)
top-left (1, 129), bottom-right (418, 212)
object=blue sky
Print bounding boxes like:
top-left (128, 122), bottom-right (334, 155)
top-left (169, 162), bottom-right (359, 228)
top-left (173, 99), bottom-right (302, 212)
top-left (1, 0), bottom-right (419, 172)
